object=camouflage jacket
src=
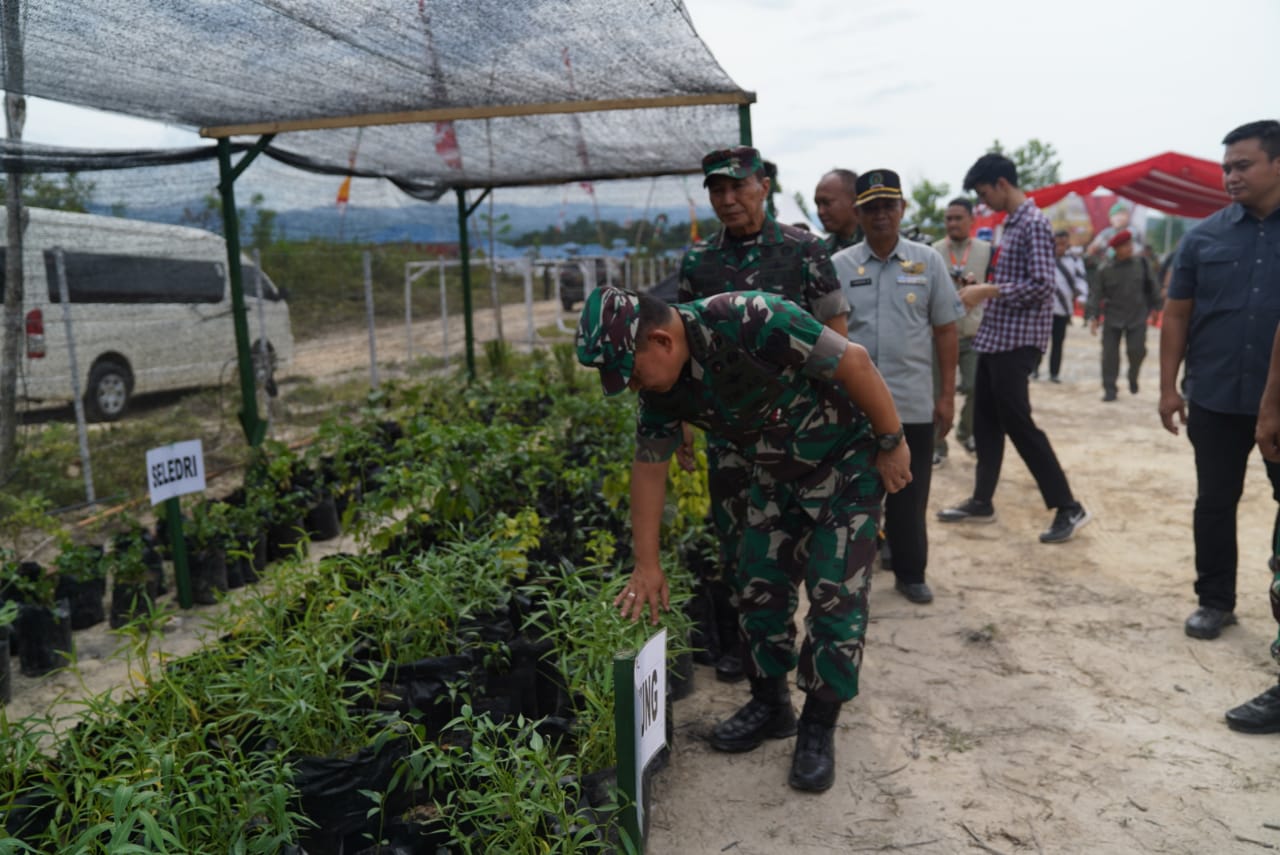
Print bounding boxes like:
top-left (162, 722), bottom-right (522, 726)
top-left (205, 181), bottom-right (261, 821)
top-left (823, 230), bottom-right (863, 255)
top-left (636, 292), bottom-right (877, 504)
top-left (678, 216), bottom-right (848, 324)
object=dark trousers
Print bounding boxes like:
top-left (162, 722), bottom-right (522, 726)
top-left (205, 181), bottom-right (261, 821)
top-left (1047, 315), bottom-right (1070, 379)
top-left (883, 422), bottom-right (934, 584)
top-left (1186, 402), bottom-right (1280, 612)
top-left (1100, 324), bottom-right (1147, 395)
top-left (972, 347), bottom-right (1075, 509)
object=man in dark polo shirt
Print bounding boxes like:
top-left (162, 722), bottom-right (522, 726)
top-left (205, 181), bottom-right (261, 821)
top-left (1161, 119), bottom-right (1280, 644)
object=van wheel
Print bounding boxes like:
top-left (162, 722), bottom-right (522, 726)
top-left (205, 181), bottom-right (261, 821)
top-left (85, 360), bottom-right (132, 422)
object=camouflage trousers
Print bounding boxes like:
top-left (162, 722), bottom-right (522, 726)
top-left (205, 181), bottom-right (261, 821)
top-left (738, 464), bottom-right (882, 703)
top-left (706, 438), bottom-right (751, 588)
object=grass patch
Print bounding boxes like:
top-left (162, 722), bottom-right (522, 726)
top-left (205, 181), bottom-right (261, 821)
top-left (263, 240), bottom-right (536, 343)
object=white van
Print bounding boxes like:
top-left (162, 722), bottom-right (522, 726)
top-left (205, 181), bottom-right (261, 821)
top-left (0, 208), bottom-right (293, 421)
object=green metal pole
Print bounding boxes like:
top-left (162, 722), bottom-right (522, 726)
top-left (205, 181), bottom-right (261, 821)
top-left (166, 498), bottom-right (193, 609)
top-left (216, 137), bottom-right (265, 446)
top-left (613, 653), bottom-right (641, 850)
top-left (738, 104), bottom-right (753, 146)
top-left (455, 188), bottom-right (476, 379)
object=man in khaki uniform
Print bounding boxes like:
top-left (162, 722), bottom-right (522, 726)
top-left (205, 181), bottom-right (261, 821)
top-left (931, 198), bottom-right (991, 463)
top-left (834, 170), bottom-right (961, 604)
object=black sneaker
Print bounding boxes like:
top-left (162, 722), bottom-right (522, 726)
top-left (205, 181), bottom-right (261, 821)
top-left (1040, 504), bottom-right (1091, 543)
top-left (932, 451), bottom-right (946, 469)
top-left (937, 498), bottom-right (996, 524)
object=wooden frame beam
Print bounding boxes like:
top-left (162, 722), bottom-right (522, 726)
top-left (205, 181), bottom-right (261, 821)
top-left (200, 91), bottom-right (756, 138)
top-left (450, 165), bottom-right (703, 192)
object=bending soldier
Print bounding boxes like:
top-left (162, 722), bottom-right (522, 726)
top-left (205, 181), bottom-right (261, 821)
top-left (576, 286), bottom-right (908, 793)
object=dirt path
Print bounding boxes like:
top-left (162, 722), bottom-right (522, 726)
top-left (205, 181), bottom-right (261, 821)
top-left (649, 323), bottom-right (1280, 854)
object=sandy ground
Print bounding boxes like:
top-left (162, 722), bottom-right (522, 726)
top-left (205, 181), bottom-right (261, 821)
top-left (7, 309), bottom-right (1280, 853)
top-left (649, 323), bottom-right (1280, 855)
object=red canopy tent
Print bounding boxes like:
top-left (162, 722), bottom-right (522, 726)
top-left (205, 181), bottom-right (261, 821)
top-left (973, 151), bottom-right (1229, 232)
top-left (1031, 151), bottom-right (1228, 218)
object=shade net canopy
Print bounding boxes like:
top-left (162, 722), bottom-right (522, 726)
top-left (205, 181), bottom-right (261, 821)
top-left (1, 0), bottom-right (752, 198)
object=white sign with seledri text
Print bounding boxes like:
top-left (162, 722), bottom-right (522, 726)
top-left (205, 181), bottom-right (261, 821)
top-left (633, 628), bottom-right (667, 824)
top-left (146, 439), bottom-right (206, 506)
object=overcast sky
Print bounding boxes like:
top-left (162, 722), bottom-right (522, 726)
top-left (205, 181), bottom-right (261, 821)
top-left (684, 0), bottom-right (1279, 202)
top-left (16, 0), bottom-right (1280, 211)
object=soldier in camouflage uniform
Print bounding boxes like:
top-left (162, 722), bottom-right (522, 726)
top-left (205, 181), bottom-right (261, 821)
top-left (576, 286), bottom-right (910, 792)
top-left (1227, 317), bottom-right (1280, 734)
top-left (813, 168), bottom-right (864, 254)
top-left (678, 145), bottom-right (849, 683)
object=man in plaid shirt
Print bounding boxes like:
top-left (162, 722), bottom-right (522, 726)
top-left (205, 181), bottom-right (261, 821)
top-left (936, 153), bottom-right (1091, 544)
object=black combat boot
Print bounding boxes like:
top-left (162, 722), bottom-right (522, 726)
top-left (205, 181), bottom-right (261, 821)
top-left (709, 675), bottom-right (797, 753)
top-left (710, 579), bottom-right (745, 682)
top-left (715, 650), bottom-right (745, 682)
top-left (789, 695), bottom-right (841, 792)
top-left (685, 580), bottom-right (720, 666)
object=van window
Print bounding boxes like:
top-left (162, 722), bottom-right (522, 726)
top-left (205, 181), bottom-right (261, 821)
top-left (42, 252), bottom-right (225, 304)
top-left (242, 265), bottom-right (282, 301)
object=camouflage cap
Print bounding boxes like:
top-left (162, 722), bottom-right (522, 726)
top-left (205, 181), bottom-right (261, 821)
top-left (575, 286), bottom-right (641, 396)
top-left (701, 146), bottom-right (764, 186)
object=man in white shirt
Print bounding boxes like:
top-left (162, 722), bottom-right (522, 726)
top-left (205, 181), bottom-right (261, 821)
top-left (1036, 228), bottom-right (1088, 382)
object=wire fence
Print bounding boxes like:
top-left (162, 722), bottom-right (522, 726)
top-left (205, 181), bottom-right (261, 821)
top-left (1, 162), bottom-right (699, 512)
top-left (4, 234), bottom-right (679, 513)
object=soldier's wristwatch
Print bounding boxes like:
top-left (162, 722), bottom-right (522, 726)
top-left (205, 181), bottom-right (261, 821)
top-left (876, 426), bottom-right (905, 452)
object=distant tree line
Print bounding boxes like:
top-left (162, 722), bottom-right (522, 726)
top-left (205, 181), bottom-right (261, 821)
top-left (511, 213), bottom-right (721, 253)
top-left (906, 138), bottom-right (1064, 241)
top-left (0, 172), bottom-right (98, 213)
top-left (179, 192), bottom-right (279, 255)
